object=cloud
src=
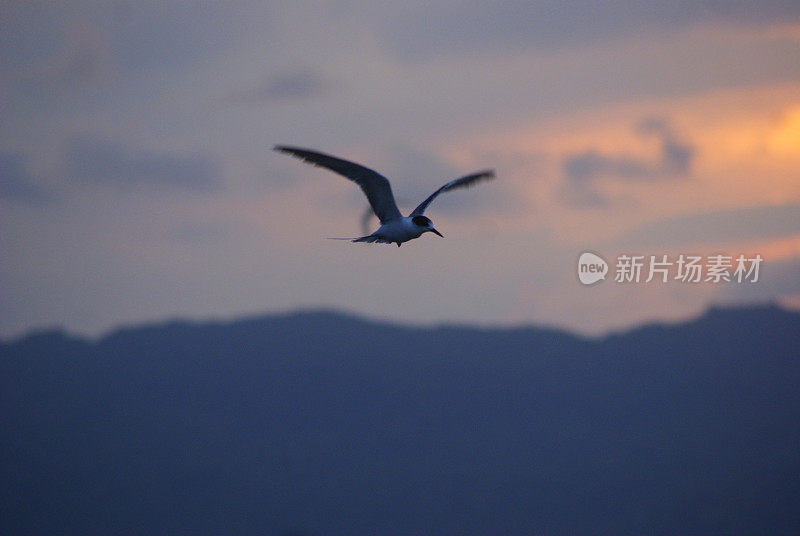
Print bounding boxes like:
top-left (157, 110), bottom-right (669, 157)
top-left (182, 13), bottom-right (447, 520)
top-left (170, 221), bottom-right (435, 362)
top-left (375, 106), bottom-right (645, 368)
top-left (0, 2), bottom-right (254, 94)
top-left (635, 117), bottom-right (693, 175)
top-left (559, 117), bottom-right (694, 206)
top-left (26, 21), bottom-right (109, 86)
top-left (65, 137), bottom-right (222, 193)
top-left (381, 1), bottom-right (800, 59)
top-left (713, 256), bottom-right (800, 305)
top-left (230, 70), bottom-right (334, 104)
top-left (111, 3), bottom-right (254, 72)
top-left (0, 153), bottom-right (52, 205)
top-left (619, 203), bottom-right (800, 249)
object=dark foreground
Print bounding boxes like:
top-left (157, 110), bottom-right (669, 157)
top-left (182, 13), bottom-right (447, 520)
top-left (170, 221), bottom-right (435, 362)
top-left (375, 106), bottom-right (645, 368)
top-left (2, 305), bottom-right (799, 535)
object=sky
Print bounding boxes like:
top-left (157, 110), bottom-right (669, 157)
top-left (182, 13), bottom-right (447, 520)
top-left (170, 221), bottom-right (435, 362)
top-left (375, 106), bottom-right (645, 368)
top-left (1, 1), bottom-right (799, 338)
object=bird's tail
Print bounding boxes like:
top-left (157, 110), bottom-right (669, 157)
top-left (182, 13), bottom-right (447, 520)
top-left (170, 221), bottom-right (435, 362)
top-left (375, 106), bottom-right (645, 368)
top-left (352, 235), bottom-right (392, 244)
top-left (328, 235), bottom-right (392, 244)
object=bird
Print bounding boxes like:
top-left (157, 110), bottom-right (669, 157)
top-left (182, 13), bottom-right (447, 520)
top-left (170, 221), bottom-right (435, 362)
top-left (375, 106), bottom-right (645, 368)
top-left (274, 145), bottom-right (495, 247)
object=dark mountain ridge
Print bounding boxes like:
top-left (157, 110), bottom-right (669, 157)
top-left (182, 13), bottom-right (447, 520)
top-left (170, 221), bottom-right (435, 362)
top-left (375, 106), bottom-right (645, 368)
top-left (2, 305), bottom-right (799, 535)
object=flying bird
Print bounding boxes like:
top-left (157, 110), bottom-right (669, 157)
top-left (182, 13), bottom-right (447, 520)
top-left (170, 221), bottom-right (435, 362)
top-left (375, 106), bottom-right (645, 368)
top-left (275, 145), bottom-right (495, 246)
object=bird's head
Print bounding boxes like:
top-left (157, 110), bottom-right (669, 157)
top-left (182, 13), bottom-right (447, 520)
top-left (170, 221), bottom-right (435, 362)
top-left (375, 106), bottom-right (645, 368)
top-left (412, 215), bottom-right (443, 237)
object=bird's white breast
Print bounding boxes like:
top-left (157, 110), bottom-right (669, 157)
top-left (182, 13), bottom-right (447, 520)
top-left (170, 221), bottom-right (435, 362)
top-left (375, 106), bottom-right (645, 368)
top-left (376, 218), bottom-right (424, 242)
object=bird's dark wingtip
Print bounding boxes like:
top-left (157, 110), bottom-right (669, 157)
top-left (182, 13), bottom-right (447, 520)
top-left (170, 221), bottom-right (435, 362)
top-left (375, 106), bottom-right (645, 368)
top-left (274, 145), bottom-right (313, 162)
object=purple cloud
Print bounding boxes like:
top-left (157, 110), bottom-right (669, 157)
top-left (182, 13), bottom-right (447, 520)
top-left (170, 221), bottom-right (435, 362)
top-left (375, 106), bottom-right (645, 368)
top-left (65, 137), bottom-right (222, 193)
top-left (559, 117), bottom-right (694, 207)
top-left (0, 152), bottom-right (52, 205)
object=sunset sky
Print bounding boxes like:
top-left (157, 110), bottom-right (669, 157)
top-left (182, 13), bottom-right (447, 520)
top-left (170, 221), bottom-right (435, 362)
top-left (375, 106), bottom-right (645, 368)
top-left (2, 1), bottom-right (799, 338)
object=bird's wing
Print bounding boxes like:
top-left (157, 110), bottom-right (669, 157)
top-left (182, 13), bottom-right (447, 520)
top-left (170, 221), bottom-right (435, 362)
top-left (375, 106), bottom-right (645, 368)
top-left (410, 170), bottom-right (495, 216)
top-left (274, 146), bottom-right (403, 224)
top-left (360, 205), bottom-right (375, 234)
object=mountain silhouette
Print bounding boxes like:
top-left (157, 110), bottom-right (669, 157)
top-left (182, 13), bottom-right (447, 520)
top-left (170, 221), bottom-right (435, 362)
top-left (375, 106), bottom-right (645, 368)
top-left (2, 305), bottom-right (799, 535)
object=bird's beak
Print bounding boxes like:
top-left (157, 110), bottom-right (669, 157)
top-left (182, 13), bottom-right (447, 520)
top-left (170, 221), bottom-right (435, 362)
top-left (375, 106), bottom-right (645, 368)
top-left (430, 228), bottom-right (443, 237)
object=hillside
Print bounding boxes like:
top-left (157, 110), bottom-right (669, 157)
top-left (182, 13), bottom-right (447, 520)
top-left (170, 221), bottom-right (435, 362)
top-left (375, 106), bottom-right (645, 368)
top-left (2, 306), bottom-right (799, 535)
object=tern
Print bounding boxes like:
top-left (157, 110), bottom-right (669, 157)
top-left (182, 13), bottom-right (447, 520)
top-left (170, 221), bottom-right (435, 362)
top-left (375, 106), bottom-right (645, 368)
top-left (275, 145), bottom-right (495, 246)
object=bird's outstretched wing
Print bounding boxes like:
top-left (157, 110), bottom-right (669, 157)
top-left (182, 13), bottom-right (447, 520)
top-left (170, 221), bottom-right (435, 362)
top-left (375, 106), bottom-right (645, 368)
top-left (360, 205), bottom-right (375, 234)
top-left (274, 146), bottom-right (403, 223)
top-left (410, 170), bottom-right (495, 216)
